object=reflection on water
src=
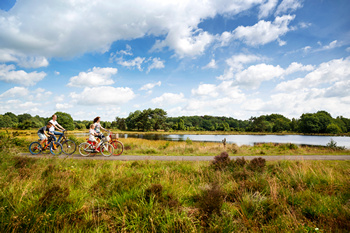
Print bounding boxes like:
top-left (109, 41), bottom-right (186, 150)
top-left (74, 133), bottom-right (350, 148)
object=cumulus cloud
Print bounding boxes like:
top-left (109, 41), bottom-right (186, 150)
top-left (259, 0), bottom-right (278, 19)
top-left (276, 57), bottom-right (350, 92)
top-left (217, 54), bottom-right (262, 80)
top-left (202, 59), bottom-right (217, 69)
top-left (140, 81), bottom-right (161, 91)
top-left (67, 67), bottom-right (117, 87)
top-left (233, 15), bottom-right (295, 46)
top-left (0, 86), bottom-right (30, 99)
top-left (192, 84), bottom-right (219, 97)
top-left (56, 103), bottom-right (73, 110)
top-left (117, 57), bottom-right (145, 71)
top-left (147, 58), bottom-right (165, 73)
top-left (0, 64), bottom-right (46, 86)
top-left (275, 0), bottom-right (303, 15)
top-left (235, 64), bottom-right (284, 89)
top-left (0, 0), bottom-right (269, 61)
top-left (0, 49), bottom-right (49, 68)
top-left (70, 86), bottom-right (135, 105)
top-left (151, 93), bottom-right (186, 106)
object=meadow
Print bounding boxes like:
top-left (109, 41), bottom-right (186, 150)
top-left (0, 130), bottom-right (349, 232)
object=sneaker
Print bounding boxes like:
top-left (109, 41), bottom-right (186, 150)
top-left (53, 143), bottom-right (57, 150)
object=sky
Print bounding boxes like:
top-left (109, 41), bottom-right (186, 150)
top-left (0, 0), bottom-right (350, 122)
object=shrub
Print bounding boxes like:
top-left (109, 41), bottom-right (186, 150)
top-left (234, 157), bottom-right (247, 167)
top-left (195, 183), bottom-right (224, 221)
top-left (247, 157), bottom-right (266, 172)
top-left (211, 152), bottom-right (231, 170)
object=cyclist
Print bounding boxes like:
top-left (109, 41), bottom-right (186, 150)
top-left (93, 116), bottom-right (109, 140)
top-left (89, 124), bottom-right (99, 152)
top-left (49, 114), bottom-right (65, 143)
top-left (38, 122), bottom-right (54, 148)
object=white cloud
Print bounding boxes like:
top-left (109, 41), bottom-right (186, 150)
top-left (140, 81), bottom-right (161, 91)
top-left (284, 62), bottom-right (315, 75)
top-left (0, 0), bottom-right (267, 61)
top-left (67, 67), bottom-right (117, 87)
top-left (259, 0), bottom-right (278, 18)
top-left (151, 93), bottom-right (186, 106)
top-left (0, 64), bottom-right (46, 86)
top-left (275, 0), bottom-right (303, 15)
top-left (17, 56), bottom-right (49, 68)
top-left (202, 59), bottom-right (217, 69)
top-left (192, 84), bottom-right (219, 97)
top-left (235, 63), bottom-right (284, 89)
top-left (0, 86), bottom-right (30, 99)
top-left (70, 86), bottom-right (135, 105)
top-left (317, 40), bottom-right (340, 51)
top-left (276, 57), bottom-right (350, 92)
top-left (0, 49), bottom-right (49, 68)
top-left (56, 103), bottom-right (73, 110)
top-left (147, 58), bottom-right (165, 73)
top-left (217, 53), bottom-right (262, 80)
top-left (233, 15), bottom-right (295, 46)
top-left (117, 57), bottom-right (145, 71)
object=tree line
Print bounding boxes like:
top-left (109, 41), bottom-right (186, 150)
top-left (1, 109), bottom-right (349, 134)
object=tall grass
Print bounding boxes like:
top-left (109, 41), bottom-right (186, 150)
top-left (0, 145), bottom-right (349, 232)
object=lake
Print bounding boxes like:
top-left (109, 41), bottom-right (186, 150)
top-left (108, 133), bottom-right (350, 148)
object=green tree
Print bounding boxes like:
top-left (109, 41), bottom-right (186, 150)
top-left (55, 112), bottom-right (74, 130)
top-left (298, 114), bottom-right (321, 133)
top-left (326, 123), bottom-right (342, 134)
top-left (152, 108), bottom-right (167, 131)
top-left (0, 115), bottom-right (13, 128)
top-left (4, 112), bottom-right (18, 124)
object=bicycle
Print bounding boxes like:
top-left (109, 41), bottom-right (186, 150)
top-left (78, 137), bottom-right (114, 157)
top-left (59, 130), bottom-right (77, 155)
top-left (29, 136), bottom-right (62, 156)
top-left (106, 131), bottom-right (124, 156)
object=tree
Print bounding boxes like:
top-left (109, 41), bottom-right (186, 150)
top-left (298, 114), bottom-right (321, 133)
top-left (4, 112), bottom-right (18, 124)
top-left (151, 108), bottom-right (167, 131)
top-left (326, 123), bottom-right (342, 134)
top-left (17, 113), bottom-right (32, 123)
top-left (0, 115), bottom-right (13, 128)
top-left (55, 112), bottom-right (74, 130)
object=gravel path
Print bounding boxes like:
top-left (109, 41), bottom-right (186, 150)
top-left (20, 153), bottom-right (350, 161)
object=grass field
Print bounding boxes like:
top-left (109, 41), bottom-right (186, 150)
top-left (0, 132), bottom-right (350, 232)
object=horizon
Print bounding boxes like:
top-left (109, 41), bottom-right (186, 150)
top-left (0, 0), bottom-right (349, 121)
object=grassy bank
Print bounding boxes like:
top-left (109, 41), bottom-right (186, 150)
top-left (0, 148), bottom-right (349, 232)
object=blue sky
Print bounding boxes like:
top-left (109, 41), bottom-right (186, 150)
top-left (0, 0), bottom-right (349, 121)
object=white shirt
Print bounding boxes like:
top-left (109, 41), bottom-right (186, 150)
top-left (49, 120), bottom-right (58, 132)
top-left (89, 128), bottom-right (97, 141)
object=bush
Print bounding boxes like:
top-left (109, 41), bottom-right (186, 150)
top-left (247, 157), bottom-right (266, 172)
top-left (211, 152), bottom-right (231, 170)
top-left (195, 183), bottom-right (224, 223)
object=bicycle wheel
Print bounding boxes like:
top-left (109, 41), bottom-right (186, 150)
top-left (61, 139), bottom-right (77, 155)
top-left (29, 142), bottom-right (42, 155)
top-left (50, 141), bottom-right (62, 156)
top-left (79, 142), bottom-right (94, 157)
top-left (100, 142), bottom-right (113, 157)
top-left (111, 140), bottom-right (124, 156)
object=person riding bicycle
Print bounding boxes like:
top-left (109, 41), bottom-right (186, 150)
top-left (89, 124), bottom-right (100, 152)
top-left (37, 122), bottom-right (54, 148)
top-left (93, 116), bottom-right (109, 140)
top-left (49, 114), bottom-right (65, 143)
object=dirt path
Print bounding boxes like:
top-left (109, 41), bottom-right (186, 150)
top-left (20, 153), bottom-right (350, 161)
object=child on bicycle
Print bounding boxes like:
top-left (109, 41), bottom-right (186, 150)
top-left (37, 122), bottom-right (54, 148)
top-left (89, 124), bottom-right (100, 152)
